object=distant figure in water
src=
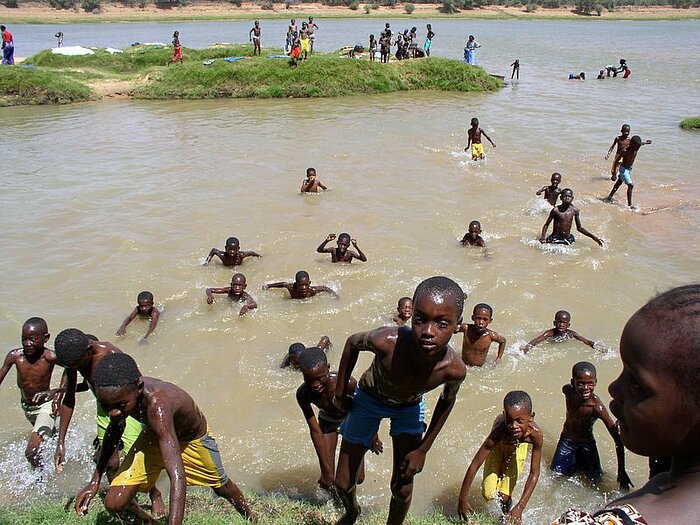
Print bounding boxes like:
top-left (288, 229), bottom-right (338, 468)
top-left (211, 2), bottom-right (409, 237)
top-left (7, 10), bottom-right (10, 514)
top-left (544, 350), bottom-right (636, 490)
top-left (464, 34), bottom-right (480, 65)
top-left (536, 172), bottom-right (562, 206)
top-left (205, 273), bottom-right (258, 316)
top-left (617, 58), bottom-right (631, 78)
top-left (510, 59), bottom-right (520, 79)
top-left (204, 237), bottom-right (261, 266)
top-left (55, 31), bottom-right (63, 48)
top-left (539, 188), bottom-right (603, 247)
top-left (281, 336), bottom-right (331, 369)
top-left (316, 233), bottom-right (367, 263)
top-left (170, 31), bottom-right (183, 65)
top-left (568, 72), bottom-right (585, 80)
top-left (522, 310), bottom-right (596, 353)
top-left (604, 135), bottom-right (652, 208)
top-left (393, 297), bottom-right (413, 326)
top-left (116, 291), bottom-right (162, 342)
top-left (461, 220), bottom-right (486, 247)
top-left (597, 69), bottom-right (605, 80)
top-left (465, 117), bottom-right (495, 161)
top-left (300, 167), bottom-right (327, 193)
top-left (263, 270), bottom-right (338, 299)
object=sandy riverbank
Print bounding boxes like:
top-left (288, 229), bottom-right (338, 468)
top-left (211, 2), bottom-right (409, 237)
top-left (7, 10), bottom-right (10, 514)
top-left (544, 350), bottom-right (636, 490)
top-left (1, 1), bottom-right (699, 22)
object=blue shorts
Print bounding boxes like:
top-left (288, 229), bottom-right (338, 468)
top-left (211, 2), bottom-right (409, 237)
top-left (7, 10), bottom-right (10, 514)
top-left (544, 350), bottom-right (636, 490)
top-left (339, 387), bottom-right (425, 449)
top-left (619, 165), bottom-right (633, 185)
top-left (550, 436), bottom-right (602, 480)
top-left (424, 39), bottom-right (432, 51)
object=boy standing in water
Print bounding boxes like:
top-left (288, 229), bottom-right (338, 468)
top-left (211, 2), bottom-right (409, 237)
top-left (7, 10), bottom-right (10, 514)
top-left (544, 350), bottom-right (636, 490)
top-left (393, 297), bottom-right (413, 326)
top-left (74, 353), bottom-right (254, 524)
top-left (605, 124), bottom-right (630, 180)
top-left (604, 135), bottom-right (652, 209)
top-left (424, 24), bottom-right (435, 57)
top-left (535, 172), bottom-right (562, 206)
top-left (458, 391), bottom-right (543, 525)
top-left (0, 317), bottom-right (60, 467)
top-left (249, 21), bottom-right (261, 56)
top-left (333, 276), bottom-right (467, 525)
top-left (264, 270), bottom-right (338, 299)
top-left (551, 361), bottom-right (632, 490)
top-left (317, 233), bottom-right (367, 263)
top-left (116, 291), bottom-right (161, 341)
top-left (460, 220), bottom-right (486, 247)
top-left (523, 310), bottom-right (595, 353)
top-left (465, 117), bottom-right (495, 161)
top-left (510, 59), bottom-right (520, 79)
top-left (206, 273), bottom-right (258, 316)
top-left (204, 236), bottom-right (261, 266)
top-left (540, 188), bottom-right (603, 246)
top-left (456, 303), bottom-right (506, 367)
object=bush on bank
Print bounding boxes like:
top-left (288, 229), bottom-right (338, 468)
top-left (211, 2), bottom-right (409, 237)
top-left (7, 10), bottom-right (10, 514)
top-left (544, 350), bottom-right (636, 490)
top-left (679, 116), bottom-right (700, 130)
top-left (0, 65), bottom-right (93, 106)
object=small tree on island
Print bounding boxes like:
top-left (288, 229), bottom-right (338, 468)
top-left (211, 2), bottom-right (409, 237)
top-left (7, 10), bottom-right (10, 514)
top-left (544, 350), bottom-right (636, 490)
top-left (404, 2), bottom-right (414, 13)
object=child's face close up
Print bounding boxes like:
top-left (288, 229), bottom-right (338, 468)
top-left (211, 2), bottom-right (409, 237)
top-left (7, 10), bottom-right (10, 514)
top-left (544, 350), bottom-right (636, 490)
top-left (573, 371), bottom-right (596, 400)
top-left (504, 404), bottom-right (532, 441)
top-left (553, 314), bottom-right (571, 333)
top-left (411, 293), bottom-right (460, 356)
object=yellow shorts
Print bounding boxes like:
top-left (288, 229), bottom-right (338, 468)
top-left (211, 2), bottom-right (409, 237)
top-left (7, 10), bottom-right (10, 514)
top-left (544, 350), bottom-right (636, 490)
top-left (112, 429), bottom-right (228, 492)
top-left (610, 155), bottom-right (623, 175)
top-left (471, 143), bottom-right (485, 158)
top-left (301, 39), bottom-right (310, 53)
top-left (21, 399), bottom-right (55, 438)
top-left (482, 442), bottom-right (529, 499)
top-left (96, 401), bottom-right (144, 454)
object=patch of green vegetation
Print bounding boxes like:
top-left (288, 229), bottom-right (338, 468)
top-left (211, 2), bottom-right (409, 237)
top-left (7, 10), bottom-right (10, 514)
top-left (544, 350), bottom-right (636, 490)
top-left (679, 116), bottom-right (700, 130)
top-left (0, 65), bottom-right (93, 106)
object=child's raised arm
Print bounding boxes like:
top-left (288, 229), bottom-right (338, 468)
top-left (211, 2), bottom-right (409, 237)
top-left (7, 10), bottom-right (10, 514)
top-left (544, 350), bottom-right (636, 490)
top-left (116, 308), bottom-right (138, 336)
top-left (350, 239), bottom-right (367, 262)
top-left (317, 234), bottom-right (336, 253)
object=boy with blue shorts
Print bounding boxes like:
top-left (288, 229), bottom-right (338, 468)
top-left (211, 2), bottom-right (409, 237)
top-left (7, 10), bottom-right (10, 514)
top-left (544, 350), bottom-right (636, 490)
top-left (333, 276), bottom-right (467, 525)
top-left (605, 135), bottom-right (652, 208)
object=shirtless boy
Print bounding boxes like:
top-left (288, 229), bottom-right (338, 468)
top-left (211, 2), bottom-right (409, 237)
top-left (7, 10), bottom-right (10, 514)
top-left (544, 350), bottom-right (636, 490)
top-left (536, 172), bottom-right (562, 206)
top-left (281, 336), bottom-right (332, 369)
top-left (116, 291), bottom-right (161, 341)
top-left (249, 20), bottom-right (261, 56)
top-left (333, 276), bottom-right (467, 525)
top-left (456, 304), bottom-right (506, 367)
top-left (0, 317), bottom-right (60, 467)
top-left (604, 135), bottom-right (652, 208)
top-left (317, 233), bottom-right (367, 263)
top-left (263, 270), bottom-right (338, 299)
top-left (74, 352), bottom-right (254, 524)
top-left (605, 124), bottom-right (630, 180)
top-left (551, 361), bottom-right (632, 490)
top-left (458, 391), bottom-right (543, 525)
top-left (393, 297), bottom-right (413, 326)
top-left (307, 17), bottom-right (319, 53)
top-left (203, 237), bottom-right (261, 266)
top-left (206, 273), bottom-right (258, 316)
top-left (465, 117), bottom-right (495, 161)
top-left (460, 220), bottom-right (486, 247)
top-left (540, 188), bottom-right (603, 246)
top-left (523, 310), bottom-right (595, 353)
top-left (297, 347), bottom-right (381, 496)
top-left (301, 167), bottom-right (328, 193)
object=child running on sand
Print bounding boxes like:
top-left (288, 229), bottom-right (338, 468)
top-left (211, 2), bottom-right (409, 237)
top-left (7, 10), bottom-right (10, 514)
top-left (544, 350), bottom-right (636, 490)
top-left (553, 285), bottom-right (700, 525)
top-left (116, 291), bottom-right (161, 341)
top-left (523, 310), bottom-right (595, 353)
top-left (206, 273), bottom-right (258, 316)
top-left (456, 303), bottom-right (506, 367)
top-left (263, 270), bottom-right (338, 299)
top-left (551, 361), bottom-right (632, 490)
top-left (604, 135), bottom-right (652, 209)
top-left (605, 124), bottom-right (630, 180)
top-left (249, 21), bottom-right (261, 56)
top-left (300, 167), bottom-right (327, 193)
top-left (536, 172), bottom-right (562, 206)
top-left (0, 317), bottom-right (61, 467)
top-left (170, 31), bottom-right (183, 65)
top-left (540, 188), bottom-right (603, 246)
top-left (465, 117), bottom-right (495, 161)
top-left (458, 390), bottom-right (543, 524)
top-left (333, 276), bottom-right (467, 525)
top-left (393, 297), bottom-right (413, 326)
top-left (204, 237), bottom-right (261, 266)
top-left (316, 233), bottom-right (367, 263)
top-left (74, 353), bottom-right (254, 524)
top-left (460, 220), bottom-right (486, 247)
top-left (281, 336), bottom-right (332, 369)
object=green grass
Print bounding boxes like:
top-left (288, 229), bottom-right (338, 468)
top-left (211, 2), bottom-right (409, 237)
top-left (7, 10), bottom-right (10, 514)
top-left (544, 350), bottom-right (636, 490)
top-left (679, 116), bottom-right (700, 130)
top-left (0, 65), bottom-right (93, 106)
top-left (0, 491), bottom-right (499, 525)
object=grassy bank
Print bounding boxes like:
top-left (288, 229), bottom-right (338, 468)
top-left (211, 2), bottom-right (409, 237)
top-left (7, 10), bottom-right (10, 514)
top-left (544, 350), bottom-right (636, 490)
top-left (679, 116), bottom-right (700, 130)
top-left (0, 491), bottom-right (499, 525)
top-left (8, 45), bottom-right (501, 105)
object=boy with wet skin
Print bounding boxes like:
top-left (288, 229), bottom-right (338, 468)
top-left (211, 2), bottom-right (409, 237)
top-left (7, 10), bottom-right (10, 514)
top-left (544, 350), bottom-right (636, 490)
top-left (206, 273), bottom-right (258, 316)
top-left (456, 303), bottom-right (506, 367)
top-left (551, 361), bottom-right (632, 490)
top-left (393, 297), bottom-right (413, 326)
top-left (51, 328), bottom-right (165, 519)
top-left (203, 236), bottom-right (261, 266)
top-left (523, 310), bottom-right (595, 353)
top-left (301, 167), bottom-right (328, 193)
top-left (281, 336), bottom-right (332, 369)
top-left (554, 285), bottom-right (700, 525)
top-left (297, 347), bottom-right (382, 496)
top-left (264, 270), bottom-right (338, 299)
top-left (536, 172), bottom-right (562, 206)
top-left (0, 317), bottom-right (62, 467)
top-left (317, 233), bottom-right (367, 263)
top-left (540, 188), bottom-right (603, 246)
top-left (116, 291), bottom-right (161, 341)
top-left (74, 352), bottom-right (254, 524)
top-left (458, 391), bottom-right (543, 525)
top-left (605, 124), bottom-right (630, 180)
top-left (460, 220), bottom-right (486, 247)
top-left (465, 117), bottom-right (495, 161)
top-left (604, 135), bottom-right (652, 209)
top-left (333, 276), bottom-right (467, 525)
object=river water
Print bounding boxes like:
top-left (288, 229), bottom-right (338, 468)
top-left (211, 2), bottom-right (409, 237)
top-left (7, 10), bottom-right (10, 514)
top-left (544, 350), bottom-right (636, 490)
top-left (1, 17), bottom-right (699, 524)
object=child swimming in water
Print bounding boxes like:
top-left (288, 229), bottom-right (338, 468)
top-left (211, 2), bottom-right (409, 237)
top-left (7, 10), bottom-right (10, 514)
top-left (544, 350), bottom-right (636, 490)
top-left (456, 303), bottom-right (506, 367)
top-left (205, 273), bottom-right (258, 316)
top-left (535, 172), bottom-right (562, 206)
top-left (281, 336), bottom-right (332, 369)
top-left (116, 291), bottom-right (161, 341)
top-left (263, 271), bottom-right (338, 299)
top-left (204, 237), bottom-right (261, 266)
top-left (300, 167), bottom-right (327, 193)
top-left (523, 310), bottom-right (596, 353)
top-left (316, 233), bottom-right (367, 263)
top-left (460, 220), bottom-right (486, 247)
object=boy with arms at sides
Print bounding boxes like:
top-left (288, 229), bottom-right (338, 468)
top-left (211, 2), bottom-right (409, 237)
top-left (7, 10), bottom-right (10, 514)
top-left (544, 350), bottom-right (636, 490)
top-left (206, 273), bottom-right (257, 316)
top-left (0, 317), bottom-right (62, 467)
top-left (605, 124), bottom-right (630, 181)
top-left (523, 310), bottom-right (595, 353)
top-left (51, 328), bottom-right (164, 518)
top-left (74, 353), bottom-right (254, 525)
top-left (535, 172), bottom-right (562, 206)
top-left (249, 20), bottom-right (261, 56)
top-left (203, 236), bottom-right (261, 266)
top-left (458, 391), bottom-right (543, 525)
top-left (297, 347), bottom-right (382, 496)
top-left (465, 117), bottom-right (495, 161)
top-left (551, 361), bottom-right (632, 490)
top-left (281, 336), bottom-right (332, 369)
top-left (460, 220), bottom-right (486, 247)
top-left (333, 276), bottom-right (467, 525)
top-left (116, 290), bottom-right (161, 341)
top-left (554, 285), bottom-right (700, 525)
top-left (264, 270), bottom-right (338, 299)
top-left (393, 297), bottom-right (413, 326)
top-left (604, 135), bottom-right (652, 209)
top-left (540, 188), bottom-right (604, 246)
top-left (317, 233), bottom-right (367, 263)
top-left (456, 303), bottom-right (506, 367)
top-left (301, 167), bottom-right (328, 193)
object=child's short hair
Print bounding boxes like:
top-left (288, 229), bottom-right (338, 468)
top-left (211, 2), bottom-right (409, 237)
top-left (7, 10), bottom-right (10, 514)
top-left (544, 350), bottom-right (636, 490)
top-left (504, 390), bottom-right (532, 412)
top-left (288, 342), bottom-right (305, 356)
top-left (299, 347), bottom-right (328, 372)
top-left (470, 117), bottom-right (478, 126)
top-left (306, 167), bottom-right (316, 175)
top-left (94, 353), bottom-right (141, 389)
top-left (55, 328), bottom-right (90, 367)
top-left (572, 361), bottom-right (596, 379)
top-left (295, 270), bottom-right (310, 282)
top-left (226, 236), bottom-right (239, 247)
top-left (23, 317), bottom-right (48, 332)
top-left (469, 220), bottom-right (481, 229)
top-left (473, 303), bottom-right (493, 316)
top-left (555, 310), bottom-right (571, 319)
top-left (631, 135), bottom-right (642, 146)
top-left (137, 291), bottom-right (153, 303)
top-left (398, 297), bottom-right (412, 306)
top-left (413, 276), bottom-right (465, 319)
top-left (338, 233), bottom-right (351, 243)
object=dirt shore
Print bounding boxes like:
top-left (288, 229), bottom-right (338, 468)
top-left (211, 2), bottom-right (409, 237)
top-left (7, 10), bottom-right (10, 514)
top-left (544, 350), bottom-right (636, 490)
top-left (2, 1), bottom-right (699, 22)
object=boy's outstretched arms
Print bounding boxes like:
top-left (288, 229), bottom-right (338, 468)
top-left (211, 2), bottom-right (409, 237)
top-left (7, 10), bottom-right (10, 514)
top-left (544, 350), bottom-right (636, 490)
top-left (116, 308), bottom-right (138, 336)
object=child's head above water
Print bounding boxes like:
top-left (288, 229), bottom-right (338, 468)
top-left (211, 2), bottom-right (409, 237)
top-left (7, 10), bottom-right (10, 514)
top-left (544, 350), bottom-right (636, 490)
top-left (137, 291), bottom-right (154, 315)
top-left (225, 236), bottom-right (240, 253)
top-left (571, 361), bottom-right (597, 399)
top-left (553, 310), bottom-right (571, 333)
top-left (551, 172), bottom-right (562, 185)
top-left (472, 303), bottom-right (493, 333)
top-left (306, 167), bottom-right (316, 178)
top-left (21, 317), bottom-right (49, 357)
top-left (503, 390), bottom-right (534, 440)
top-left (230, 273), bottom-right (247, 293)
top-left (397, 297), bottom-right (413, 319)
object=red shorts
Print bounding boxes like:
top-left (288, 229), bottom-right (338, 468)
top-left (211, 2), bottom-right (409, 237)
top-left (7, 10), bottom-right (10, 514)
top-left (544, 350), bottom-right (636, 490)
top-left (173, 45), bottom-right (182, 61)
